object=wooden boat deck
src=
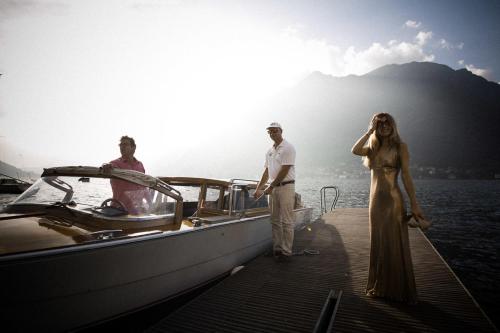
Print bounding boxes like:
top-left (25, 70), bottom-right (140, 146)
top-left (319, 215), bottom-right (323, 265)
top-left (147, 208), bottom-right (498, 333)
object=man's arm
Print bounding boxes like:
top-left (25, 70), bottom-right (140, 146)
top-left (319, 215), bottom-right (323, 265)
top-left (102, 158), bottom-right (119, 174)
top-left (263, 165), bottom-right (292, 195)
top-left (254, 168), bottom-right (269, 198)
top-left (102, 163), bottom-right (113, 173)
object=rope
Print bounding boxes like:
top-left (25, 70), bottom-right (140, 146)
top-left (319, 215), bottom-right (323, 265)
top-left (293, 249), bottom-right (320, 256)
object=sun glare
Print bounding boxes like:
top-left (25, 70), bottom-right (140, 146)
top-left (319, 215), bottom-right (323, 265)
top-left (1, 2), bottom-right (348, 170)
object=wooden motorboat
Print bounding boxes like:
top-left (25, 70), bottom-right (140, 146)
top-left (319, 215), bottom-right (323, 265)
top-left (0, 166), bottom-right (312, 331)
top-left (0, 176), bottom-right (32, 194)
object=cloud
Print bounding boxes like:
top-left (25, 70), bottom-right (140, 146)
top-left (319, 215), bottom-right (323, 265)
top-left (415, 31), bottom-right (433, 46)
top-left (405, 20), bottom-right (422, 29)
top-left (129, 0), bottom-right (182, 10)
top-left (458, 60), bottom-right (492, 80)
top-left (283, 24), bottom-right (306, 36)
top-left (0, 0), bottom-right (65, 19)
top-left (439, 38), bottom-right (451, 49)
top-left (465, 64), bottom-right (491, 79)
top-left (341, 39), bottom-right (435, 76)
top-left (281, 29), bottom-right (435, 77)
top-left (439, 39), bottom-right (464, 50)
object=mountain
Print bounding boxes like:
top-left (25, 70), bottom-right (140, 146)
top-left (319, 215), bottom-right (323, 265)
top-left (271, 62), bottom-right (500, 175)
top-left (0, 160), bottom-right (38, 182)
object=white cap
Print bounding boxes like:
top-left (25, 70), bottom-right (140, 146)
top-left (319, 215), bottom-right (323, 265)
top-left (266, 122), bottom-right (282, 130)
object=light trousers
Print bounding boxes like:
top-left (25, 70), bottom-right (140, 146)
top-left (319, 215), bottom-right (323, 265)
top-left (270, 183), bottom-right (295, 256)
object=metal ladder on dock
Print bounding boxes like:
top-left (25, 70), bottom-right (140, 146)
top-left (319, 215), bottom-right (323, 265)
top-left (320, 186), bottom-right (339, 214)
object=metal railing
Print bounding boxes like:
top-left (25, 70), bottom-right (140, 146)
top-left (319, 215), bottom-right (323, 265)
top-left (320, 186), bottom-right (339, 214)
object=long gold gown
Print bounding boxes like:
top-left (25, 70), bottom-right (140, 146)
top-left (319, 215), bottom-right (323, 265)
top-left (366, 145), bottom-right (417, 303)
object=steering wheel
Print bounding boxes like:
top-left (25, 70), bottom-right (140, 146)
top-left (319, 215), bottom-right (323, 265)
top-left (101, 198), bottom-right (128, 214)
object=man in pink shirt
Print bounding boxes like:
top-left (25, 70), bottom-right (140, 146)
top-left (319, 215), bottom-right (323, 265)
top-left (102, 136), bottom-right (148, 214)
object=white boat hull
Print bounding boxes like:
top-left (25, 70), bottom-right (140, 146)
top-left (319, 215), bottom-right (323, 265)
top-left (0, 207), bottom-right (312, 331)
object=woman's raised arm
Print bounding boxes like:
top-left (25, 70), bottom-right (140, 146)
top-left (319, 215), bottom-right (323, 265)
top-left (351, 129), bottom-right (374, 156)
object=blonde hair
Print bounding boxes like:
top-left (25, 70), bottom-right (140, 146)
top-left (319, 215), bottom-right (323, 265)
top-left (363, 113), bottom-right (402, 168)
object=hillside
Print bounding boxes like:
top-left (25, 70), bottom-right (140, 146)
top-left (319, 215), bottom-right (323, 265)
top-left (0, 160), bottom-right (38, 182)
top-left (271, 62), bottom-right (500, 175)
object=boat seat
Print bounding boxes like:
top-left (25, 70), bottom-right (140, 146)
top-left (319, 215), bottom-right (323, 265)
top-left (182, 201), bottom-right (199, 218)
top-left (221, 194), bottom-right (230, 210)
top-left (233, 189), bottom-right (250, 211)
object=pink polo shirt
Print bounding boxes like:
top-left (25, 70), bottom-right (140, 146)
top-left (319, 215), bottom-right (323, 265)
top-left (109, 157), bottom-right (148, 214)
top-left (110, 157), bottom-right (145, 173)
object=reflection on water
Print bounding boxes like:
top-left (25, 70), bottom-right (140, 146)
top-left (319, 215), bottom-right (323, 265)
top-left (1, 178), bottom-right (499, 326)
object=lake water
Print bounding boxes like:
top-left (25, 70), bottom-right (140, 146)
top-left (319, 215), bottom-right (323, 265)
top-left (1, 178), bottom-right (499, 327)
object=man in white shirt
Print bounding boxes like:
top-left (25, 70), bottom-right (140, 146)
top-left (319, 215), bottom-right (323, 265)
top-left (255, 122), bottom-right (296, 262)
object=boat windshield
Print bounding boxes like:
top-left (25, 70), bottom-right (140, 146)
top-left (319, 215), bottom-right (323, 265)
top-left (231, 186), bottom-right (269, 211)
top-left (11, 175), bottom-right (176, 217)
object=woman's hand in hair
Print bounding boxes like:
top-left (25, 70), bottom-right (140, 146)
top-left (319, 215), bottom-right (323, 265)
top-left (369, 117), bottom-right (378, 133)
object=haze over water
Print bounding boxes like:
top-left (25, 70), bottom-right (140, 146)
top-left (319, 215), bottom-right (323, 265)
top-left (1, 1), bottom-right (499, 174)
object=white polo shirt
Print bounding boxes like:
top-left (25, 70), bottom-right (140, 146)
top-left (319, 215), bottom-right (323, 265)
top-left (265, 139), bottom-right (296, 182)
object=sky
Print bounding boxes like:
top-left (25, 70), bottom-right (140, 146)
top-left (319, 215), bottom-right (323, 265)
top-left (1, 0), bottom-right (499, 177)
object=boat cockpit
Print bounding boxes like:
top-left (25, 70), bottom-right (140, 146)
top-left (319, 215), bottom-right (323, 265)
top-left (160, 177), bottom-right (270, 225)
top-left (0, 167), bottom-right (273, 255)
top-left (3, 166), bottom-right (183, 230)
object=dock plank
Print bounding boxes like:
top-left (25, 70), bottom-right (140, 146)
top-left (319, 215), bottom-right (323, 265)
top-left (148, 208), bottom-right (498, 333)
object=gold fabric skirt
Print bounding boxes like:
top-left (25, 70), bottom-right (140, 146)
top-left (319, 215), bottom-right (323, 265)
top-left (366, 166), bottom-right (417, 303)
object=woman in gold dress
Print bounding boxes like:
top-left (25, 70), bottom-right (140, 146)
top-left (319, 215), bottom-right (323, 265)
top-left (351, 113), bottom-right (425, 304)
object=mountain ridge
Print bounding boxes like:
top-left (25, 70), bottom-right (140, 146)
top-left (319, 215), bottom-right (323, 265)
top-left (272, 61), bottom-right (500, 176)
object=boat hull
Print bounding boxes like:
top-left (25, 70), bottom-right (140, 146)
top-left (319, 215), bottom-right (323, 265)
top-left (0, 207), bottom-right (312, 331)
top-left (0, 183), bottom-right (30, 194)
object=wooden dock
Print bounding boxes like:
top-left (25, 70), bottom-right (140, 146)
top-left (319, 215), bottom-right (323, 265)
top-left (147, 208), bottom-right (498, 333)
